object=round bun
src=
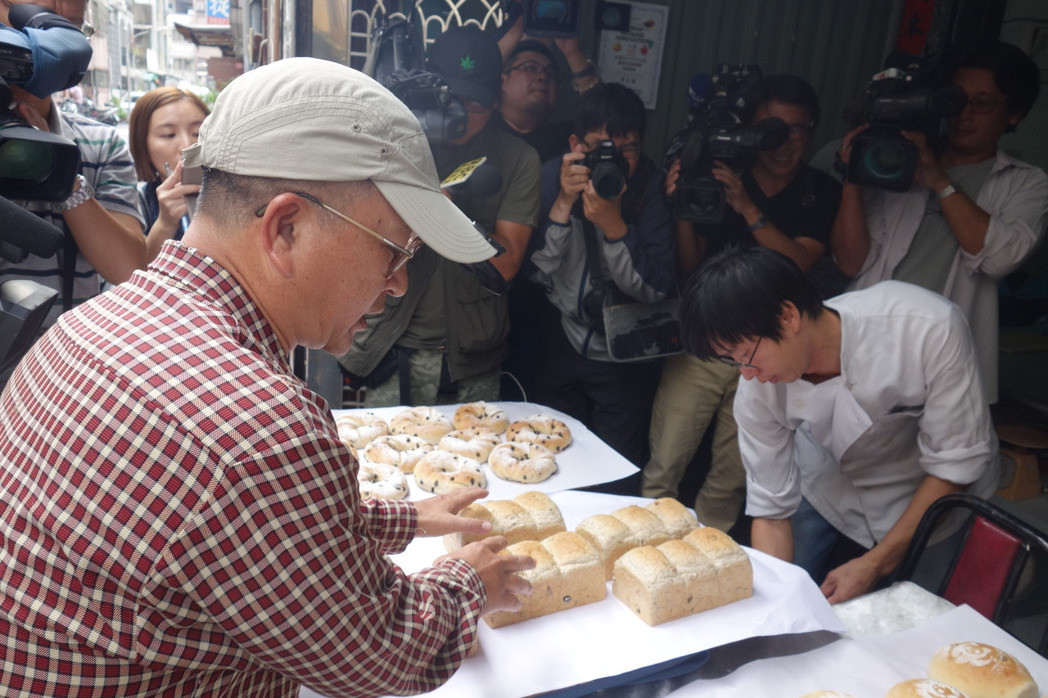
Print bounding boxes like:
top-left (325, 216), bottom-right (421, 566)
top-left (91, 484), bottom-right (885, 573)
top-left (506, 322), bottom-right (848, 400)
top-left (389, 406), bottom-right (453, 445)
top-left (488, 441), bottom-right (558, 483)
top-left (506, 414), bottom-right (573, 452)
top-left (335, 411), bottom-right (388, 449)
top-left (362, 434), bottom-right (434, 474)
top-left (438, 427), bottom-right (502, 462)
top-left (453, 401), bottom-right (509, 435)
top-left (928, 641), bottom-right (1038, 698)
top-left (884, 678), bottom-right (968, 697)
top-left (358, 461), bottom-right (409, 500)
top-left (413, 451), bottom-right (487, 494)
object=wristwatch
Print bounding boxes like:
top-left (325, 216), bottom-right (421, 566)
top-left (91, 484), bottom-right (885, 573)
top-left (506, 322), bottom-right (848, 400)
top-left (937, 181), bottom-right (961, 202)
top-left (59, 174), bottom-right (94, 211)
top-left (747, 212), bottom-right (770, 232)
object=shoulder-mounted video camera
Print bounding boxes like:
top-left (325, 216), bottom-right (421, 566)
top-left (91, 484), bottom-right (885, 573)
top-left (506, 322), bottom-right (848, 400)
top-left (668, 64), bottom-right (788, 225)
top-left (364, 15), bottom-right (506, 294)
top-left (843, 54), bottom-right (965, 192)
top-left (1, 4), bottom-right (92, 202)
top-left (363, 16), bottom-right (467, 147)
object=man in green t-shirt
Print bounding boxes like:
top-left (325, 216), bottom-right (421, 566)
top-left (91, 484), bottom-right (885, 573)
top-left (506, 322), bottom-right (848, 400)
top-left (338, 25), bottom-right (541, 406)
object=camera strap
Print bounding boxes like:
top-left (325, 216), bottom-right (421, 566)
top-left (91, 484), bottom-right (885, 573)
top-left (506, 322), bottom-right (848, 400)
top-left (61, 233), bottom-right (77, 312)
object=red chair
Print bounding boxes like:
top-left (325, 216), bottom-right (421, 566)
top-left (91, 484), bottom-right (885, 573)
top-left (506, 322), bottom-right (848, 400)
top-left (894, 493), bottom-right (1048, 656)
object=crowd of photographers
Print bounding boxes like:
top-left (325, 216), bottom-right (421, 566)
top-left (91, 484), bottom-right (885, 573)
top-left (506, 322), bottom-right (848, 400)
top-left (2, 1), bottom-right (1048, 687)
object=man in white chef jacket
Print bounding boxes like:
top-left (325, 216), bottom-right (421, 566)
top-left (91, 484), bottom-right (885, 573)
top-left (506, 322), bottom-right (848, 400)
top-left (678, 246), bottom-right (999, 603)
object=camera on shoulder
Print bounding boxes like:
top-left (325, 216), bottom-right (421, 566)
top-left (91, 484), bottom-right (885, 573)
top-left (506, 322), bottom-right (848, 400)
top-left (579, 140), bottom-right (629, 200)
top-left (844, 55), bottom-right (965, 192)
top-left (667, 64), bottom-right (788, 225)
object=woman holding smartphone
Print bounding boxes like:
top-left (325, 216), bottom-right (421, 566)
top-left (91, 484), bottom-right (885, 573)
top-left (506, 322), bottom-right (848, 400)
top-left (128, 87), bottom-right (210, 261)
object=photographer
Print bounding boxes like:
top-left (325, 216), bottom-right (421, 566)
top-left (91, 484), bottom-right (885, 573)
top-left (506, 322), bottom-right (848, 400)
top-left (338, 25), bottom-right (540, 407)
top-left (832, 41), bottom-right (1048, 404)
top-left (642, 74), bottom-right (841, 533)
top-left (0, 0), bottom-right (145, 326)
top-left (528, 82), bottom-right (674, 475)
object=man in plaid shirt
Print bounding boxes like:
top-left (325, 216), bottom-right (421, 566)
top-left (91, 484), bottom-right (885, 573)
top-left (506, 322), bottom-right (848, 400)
top-left (0, 58), bottom-right (534, 696)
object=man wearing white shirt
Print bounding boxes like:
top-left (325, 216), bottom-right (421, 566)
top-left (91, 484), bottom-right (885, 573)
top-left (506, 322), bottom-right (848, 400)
top-left (678, 246), bottom-right (998, 603)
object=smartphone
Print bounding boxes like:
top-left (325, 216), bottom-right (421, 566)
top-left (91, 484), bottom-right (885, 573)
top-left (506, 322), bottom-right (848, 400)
top-left (180, 156), bottom-right (203, 221)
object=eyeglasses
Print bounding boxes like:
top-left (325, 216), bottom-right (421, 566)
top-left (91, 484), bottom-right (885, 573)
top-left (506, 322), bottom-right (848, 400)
top-left (963, 96), bottom-right (1007, 114)
top-left (717, 336), bottom-right (762, 369)
top-left (504, 61), bottom-right (557, 81)
top-left (254, 192), bottom-right (423, 279)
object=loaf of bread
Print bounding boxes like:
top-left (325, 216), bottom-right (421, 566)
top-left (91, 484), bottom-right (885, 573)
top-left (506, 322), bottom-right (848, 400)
top-left (575, 498), bottom-right (699, 579)
top-left (442, 491), bottom-right (566, 552)
top-left (928, 641), bottom-right (1038, 698)
top-left (484, 531), bottom-right (606, 628)
top-left (612, 527), bottom-right (753, 626)
top-left (884, 679), bottom-right (968, 697)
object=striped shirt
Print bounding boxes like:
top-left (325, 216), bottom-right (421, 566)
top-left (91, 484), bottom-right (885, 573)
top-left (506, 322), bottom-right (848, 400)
top-left (0, 242), bottom-right (485, 697)
top-left (0, 104), bottom-right (143, 324)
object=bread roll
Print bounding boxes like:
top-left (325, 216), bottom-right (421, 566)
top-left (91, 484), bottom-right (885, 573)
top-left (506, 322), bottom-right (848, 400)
top-left (442, 491), bottom-right (566, 552)
top-left (884, 678), bottom-right (968, 697)
top-left (928, 641), bottom-right (1038, 698)
top-left (612, 527), bottom-right (752, 626)
top-left (576, 498), bottom-right (699, 579)
top-left (484, 531), bottom-right (606, 628)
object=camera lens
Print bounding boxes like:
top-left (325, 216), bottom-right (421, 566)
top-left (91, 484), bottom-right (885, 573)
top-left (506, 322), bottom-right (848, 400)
top-left (0, 139), bottom-right (54, 185)
top-left (534, 0), bottom-right (570, 20)
top-left (861, 139), bottom-right (910, 184)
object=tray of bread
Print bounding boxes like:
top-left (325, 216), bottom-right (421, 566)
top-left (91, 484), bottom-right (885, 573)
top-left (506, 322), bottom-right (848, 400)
top-left (380, 490), bottom-right (844, 698)
top-left (331, 401), bottom-right (638, 502)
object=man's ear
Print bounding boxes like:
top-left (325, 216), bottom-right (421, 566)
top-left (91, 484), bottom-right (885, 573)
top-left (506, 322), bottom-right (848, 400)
top-left (256, 193), bottom-right (305, 279)
top-left (780, 301), bottom-right (802, 334)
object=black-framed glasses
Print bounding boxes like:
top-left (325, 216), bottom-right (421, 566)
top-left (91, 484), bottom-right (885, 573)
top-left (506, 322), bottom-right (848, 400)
top-left (717, 336), bottom-right (762, 369)
top-left (504, 61), bottom-right (557, 81)
top-left (254, 192), bottom-right (423, 280)
top-left (963, 96), bottom-right (1007, 114)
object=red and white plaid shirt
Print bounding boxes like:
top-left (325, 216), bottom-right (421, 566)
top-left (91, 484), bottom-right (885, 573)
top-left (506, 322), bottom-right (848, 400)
top-left (0, 242), bottom-right (485, 697)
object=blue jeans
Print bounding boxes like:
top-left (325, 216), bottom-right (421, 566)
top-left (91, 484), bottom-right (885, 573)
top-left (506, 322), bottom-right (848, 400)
top-left (791, 497), bottom-right (846, 583)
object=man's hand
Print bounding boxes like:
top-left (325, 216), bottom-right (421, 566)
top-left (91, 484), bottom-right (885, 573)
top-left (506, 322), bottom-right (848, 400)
top-left (820, 554), bottom-right (880, 604)
top-left (711, 160), bottom-right (758, 219)
top-left (414, 487), bottom-right (492, 538)
top-left (580, 182), bottom-right (626, 238)
top-left (901, 130), bottom-right (950, 193)
top-left (441, 536), bottom-right (536, 615)
top-left (549, 150), bottom-right (589, 224)
top-left (664, 159), bottom-right (682, 197)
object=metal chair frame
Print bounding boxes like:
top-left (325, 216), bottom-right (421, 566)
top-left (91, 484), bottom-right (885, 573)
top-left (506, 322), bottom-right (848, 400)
top-left (894, 493), bottom-right (1048, 656)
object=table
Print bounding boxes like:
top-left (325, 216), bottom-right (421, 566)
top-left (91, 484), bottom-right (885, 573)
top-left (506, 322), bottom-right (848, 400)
top-left (300, 491), bottom-right (843, 698)
top-left (332, 401), bottom-right (639, 500)
top-left (666, 603), bottom-right (1048, 696)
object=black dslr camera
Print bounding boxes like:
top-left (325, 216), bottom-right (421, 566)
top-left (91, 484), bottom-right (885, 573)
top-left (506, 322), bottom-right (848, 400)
top-left (668, 65), bottom-right (788, 225)
top-left (579, 140), bottom-right (629, 200)
top-left (844, 55), bottom-right (965, 192)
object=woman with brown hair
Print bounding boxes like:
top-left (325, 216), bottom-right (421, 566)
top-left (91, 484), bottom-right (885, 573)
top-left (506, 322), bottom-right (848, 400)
top-left (128, 87), bottom-right (210, 260)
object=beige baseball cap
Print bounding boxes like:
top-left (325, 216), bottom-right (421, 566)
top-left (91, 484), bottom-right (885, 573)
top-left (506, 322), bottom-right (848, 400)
top-left (181, 57), bottom-right (496, 264)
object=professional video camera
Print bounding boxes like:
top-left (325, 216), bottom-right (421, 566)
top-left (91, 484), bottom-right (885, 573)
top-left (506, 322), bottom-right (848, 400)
top-left (1, 4), bottom-right (90, 386)
top-left (1, 4), bottom-right (91, 202)
top-left (364, 14), bottom-right (506, 294)
top-left (579, 139), bottom-right (629, 200)
top-left (363, 16), bottom-right (466, 147)
top-left (844, 54), bottom-right (966, 192)
top-left (668, 65), bottom-right (789, 225)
